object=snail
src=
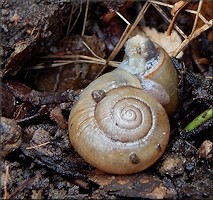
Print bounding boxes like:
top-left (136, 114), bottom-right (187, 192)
top-left (68, 35), bottom-right (179, 174)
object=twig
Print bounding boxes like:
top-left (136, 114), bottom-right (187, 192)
top-left (149, 0), bottom-right (177, 9)
top-left (40, 54), bottom-right (104, 62)
top-left (81, 0), bottom-right (89, 35)
top-left (74, 179), bottom-right (89, 189)
top-left (95, 22), bottom-right (131, 78)
top-left (184, 140), bottom-right (198, 152)
top-left (110, 1), bottom-right (150, 59)
top-left (26, 142), bottom-right (50, 150)
top-left (115, 11), bottom-right (130, 25)
top-left (7, 174), bottom-right (41, 199)
top-left (82, 41), bottom-right (105, 61)
top-left (149, 0), bottom-right (209, 24)
top-left (3, 163), bottom-right (10, 200)
top-left (67, 0), bottom-right (83, 35)
top-left (25, 58), bottom-right (120, 70)
top-left (16, 113), bottom-right (41, 122)
top-left (96, 1), bottom-right (150, 78)
top-left (108, 60), bottom-right (120, 68)
top-left (106, 22), bottom-right (130, 62)
top-left (172, 19), bottom-right (213, 57)
top-left (150, 0), bottom-right (212, 57)
top-left (171, 0), bottom-right (189, 16)
top-left (205, 76), bottom-right (213, 80)
top-left (66, 2), bottom-right (75, 35)
top-left (97, 3), bottom-right (150, 77)
top-left (101, 0), bottom-right (135, 23)
top-left (167, 0), bottom-right (189, 36)
top-left (151, 3), bottom-right (187, 39)
top-left (189, 0), bottom-right (203, 36)
top-left (167, 12), bottom-right (180, 36)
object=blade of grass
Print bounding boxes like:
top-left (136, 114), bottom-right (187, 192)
top-left (184, 108), bottom-right (213, 132)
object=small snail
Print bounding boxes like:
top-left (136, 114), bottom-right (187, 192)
top-left (68, 35), bottom-right (179, 174)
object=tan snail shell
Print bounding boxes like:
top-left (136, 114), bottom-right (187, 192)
top-left (118, 35), bottom-right (179, 114)
top-left (68, 35), bottom-right (179, 174)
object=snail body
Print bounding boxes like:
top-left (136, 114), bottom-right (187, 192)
top-left (68, 35), bottom-right (179, 174)
top-left (118, 35), bottom-right (179, 114)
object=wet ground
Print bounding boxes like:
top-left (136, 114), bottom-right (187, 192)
top-left (1, 1), bottom-right (212, 199)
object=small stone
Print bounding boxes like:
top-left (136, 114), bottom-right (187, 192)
top-left (198, 140), bottom-right (213, 160)
top-left (0, 117), bottom-right (22, 158)
top-left (158, 156), bottom-right (184, 177)
top-left (2, 9), bottom-right (9, 16)
top-left (184, 161), bottom-right (195, 172)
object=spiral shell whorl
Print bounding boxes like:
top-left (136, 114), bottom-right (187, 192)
top-left (69, 70), bottom-right (170, 174)
top-left (95, 87), bottom-right (153, 143)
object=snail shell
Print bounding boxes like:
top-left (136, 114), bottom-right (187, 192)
top-left (68, 35), bottom-right (178, 174)
top-left (69, 69), bottom-right (170, 174)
